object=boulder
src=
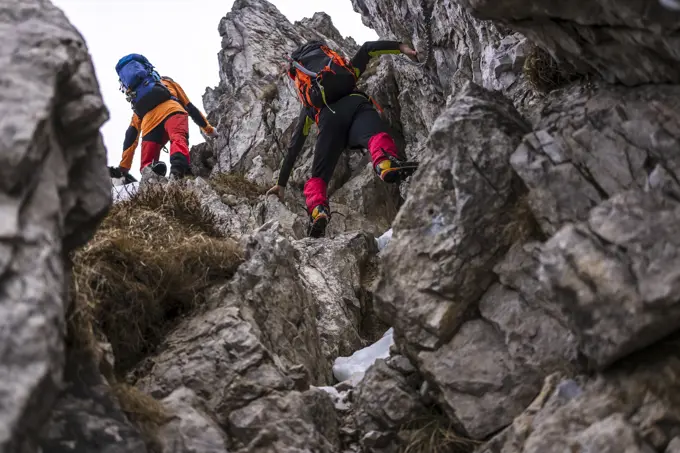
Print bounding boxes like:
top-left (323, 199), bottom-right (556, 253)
top-left (540, 189), bottom-right (680, 369)
top-left (0, 0), bottom-right (110, 449)
top-left (158, 387), bottom-right (230, 453)
top-left (479, 343), bottom-right (680, 453)
top-left (375, 81), bottom-right (531, 352)
top-left (511, 83), bottom-right (680, 235)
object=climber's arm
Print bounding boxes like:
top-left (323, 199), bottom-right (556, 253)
top-left (350, 41), bottom-right (403, 78)
top-left (277, 108), bottom-right (314, 187)
top-left (163, 77), bottom-right (215, 135)
top-left (119, 114), bottom-right (142, 171)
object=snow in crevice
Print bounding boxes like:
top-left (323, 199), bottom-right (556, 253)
top-left (375, 227), bottom-right (393, 251)
top-left (332, 328), bottom-right (394, 386)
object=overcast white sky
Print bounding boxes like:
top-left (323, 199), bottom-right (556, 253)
top-left (52, 0), bottom-right (378, 177)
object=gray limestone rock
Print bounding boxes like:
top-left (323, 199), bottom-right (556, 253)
top-left (0, 0), bottom-right (110, 450)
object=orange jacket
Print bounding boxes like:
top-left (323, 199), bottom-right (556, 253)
top-left (119, 77), bottom-right (214, 170)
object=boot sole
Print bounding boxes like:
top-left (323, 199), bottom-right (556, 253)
top-left (380, 165), bottom-right (419, 183)
top-left (309, 216), bottom-right (328, 238)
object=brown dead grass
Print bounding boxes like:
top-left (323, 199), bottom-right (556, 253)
top-left (72, 183), bottom-right (244, 375)
top-left (523, 46), bottom-right (578, 93)
top-left (113, 383), bottom-right (171, 453)
top-left (500, 192), bottom-right (542, 245)
top-left (209, 172), bottom-right (267, 202)
top-left (399, 412), bottom-right (480, 453)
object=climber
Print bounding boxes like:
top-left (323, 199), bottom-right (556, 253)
top-left (267, 40), bottom-right (419, 238)
top-left (114, 54), bottom-right (218, 179)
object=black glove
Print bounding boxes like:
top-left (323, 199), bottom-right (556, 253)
top-left (108, 166), bottom-right (124, 178)
top-left (109, 166), bottom-right (137, 183)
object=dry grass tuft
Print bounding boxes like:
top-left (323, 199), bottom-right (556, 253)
top-left (501, 192), bottom-right (542, 245)
top-left (523, 46), bottom-right (578, 93)
top-left (399, 413), bottom-right (480, 453)
top-left (106, 183), bottom-right (222, 237)
top-left (209, 172), bottom-right (267, 202)
top-left (72, 183), bottom-right (244, 374)
top-left (113, 383), bottom-right (171, 453)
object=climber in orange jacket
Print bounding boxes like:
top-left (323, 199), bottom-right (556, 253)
top-left (115, 54), bottom-right (217, 179)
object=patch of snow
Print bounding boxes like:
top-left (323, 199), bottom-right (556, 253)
top-left (312, 385), bottom-right (351, 411)
top-left (332, 328), bottom-right (394, 386)
top-left (375, 228), bottom-right (393, 251)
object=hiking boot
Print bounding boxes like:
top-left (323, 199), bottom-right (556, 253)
top-left (375, 156), bottom-right (405, 183)
top-left (308, 204), bottom-right (330, 238)
top-left (169, 164), bottom-right (187, 180)
top-left (375, 156), bottom-right (419, 183)
top-left (151, 161), bottom-right (167, 177)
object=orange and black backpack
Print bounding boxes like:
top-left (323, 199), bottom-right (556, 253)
top-left (286, 41), bottom-right (358, 117)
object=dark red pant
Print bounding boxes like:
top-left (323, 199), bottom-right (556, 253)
top-left (303, 95), bottom-right (399, 213)
top-left (141, 112), bottom-right (190, 171)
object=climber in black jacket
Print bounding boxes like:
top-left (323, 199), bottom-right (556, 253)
top-left (267, 39), bottom-right (418, 238)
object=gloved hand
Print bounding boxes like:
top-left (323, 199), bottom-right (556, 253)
top-left (399, 43), bottom-right (418, 63)
top-left (202, 127), bottom-right (218, 141)
top-left (266, 184), bottom-right (285, 202)
top-left (109, 165), bottom-right (129, 178)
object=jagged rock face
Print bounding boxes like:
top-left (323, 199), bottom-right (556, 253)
top-left (372, 82), bottom-right (587, 440)
top-left (158, 387), bottom-right (229, 453)
top-left (229, 388), bottom-right (340, 453)
top-left (292, 232), bottom-right (379, 362)
top-left (376, 82), bottom-right (531, 352)
top-left (479, 343), bottom-right (680, 453)
top-left (205, 0), bottom-right (359, 179)
top-left (217, 0), bottom-right (357, 91)
top-left (540, 189), bottom-right (680, 369)
top-left (416, 241), bottom-right (582, 440)
top-left (38, 349), bottom-right (148, 453)
top-left (351, 0), bottom-right (537, 111)
top-left (200, 0), bottom-right (445, 236)
top-left (1, 0), bottom-right (111, 450)
top-left (135, 300), bottom-right (297, 425)
top-left (132, 222), bottom-right (378, 450)
top-left (352, 357), bottom-right (428, 451)
top-left (457, 0), bottom-right (680, 85)
top-left (185, 177), bottom-right (308, 239)
top-left (326, 165), bottom-right (402, 237)
top-left (511, 82), bottom-right (680, 236)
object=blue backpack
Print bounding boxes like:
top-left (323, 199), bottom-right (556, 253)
top-left (116, 54), bottom-right (173, 116)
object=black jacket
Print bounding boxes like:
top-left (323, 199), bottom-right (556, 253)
top-left (277, 40), bottom-right (402, 187)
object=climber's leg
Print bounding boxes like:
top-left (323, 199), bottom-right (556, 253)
top-left (164, 112), bottom-right (191, 178)
top-left (140, 121), bottom-right (168, 173)
top-left (140, 141), bottom-right (163, 172)
top-left (304, 113), bottom-right (350, 238)
top-left (348, 101), bottom-right (404, 183)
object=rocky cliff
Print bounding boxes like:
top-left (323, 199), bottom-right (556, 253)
top-left (5, 0), bottom-right (680, 452)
